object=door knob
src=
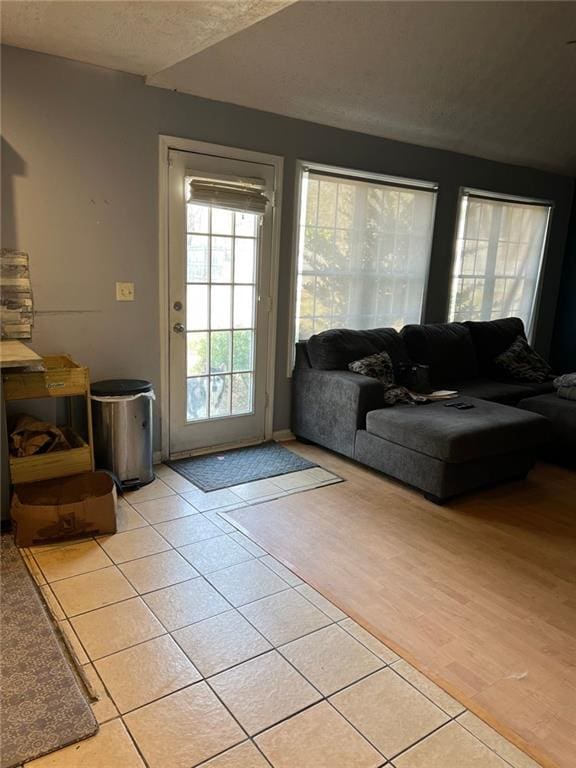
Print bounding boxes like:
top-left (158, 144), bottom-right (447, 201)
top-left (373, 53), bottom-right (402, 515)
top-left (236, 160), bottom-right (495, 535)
top-left (173, 322), bottom-right (185, 334)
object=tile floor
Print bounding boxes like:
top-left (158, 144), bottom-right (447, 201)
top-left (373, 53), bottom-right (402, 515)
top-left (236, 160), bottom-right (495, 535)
top-left (20, 464), bottom-right (541, 768)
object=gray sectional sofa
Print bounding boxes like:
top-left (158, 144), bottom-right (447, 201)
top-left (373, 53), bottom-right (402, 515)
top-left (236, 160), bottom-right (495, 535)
top-left (292, 318), bottom-right (555, 502)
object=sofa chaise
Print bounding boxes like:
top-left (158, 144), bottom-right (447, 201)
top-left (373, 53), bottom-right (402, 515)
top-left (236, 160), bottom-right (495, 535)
top-left (292, 318), bottom-right (553, 502)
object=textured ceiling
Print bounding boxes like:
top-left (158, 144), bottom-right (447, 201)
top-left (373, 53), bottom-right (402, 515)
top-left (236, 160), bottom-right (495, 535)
top-left (0, 0), bottom-right (295, 75)
top-left (148, 1), bottom-right (576, 175)
top-left (2, 1), bottom-right (575, 174)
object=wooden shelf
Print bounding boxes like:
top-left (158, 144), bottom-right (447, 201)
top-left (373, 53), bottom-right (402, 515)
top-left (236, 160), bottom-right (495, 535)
top-left (3, 354), bottom-right (94, 484)
top-left (3, 355), bottom-right (89, 400)
top-left (9, 430), bottom-right (92, 484)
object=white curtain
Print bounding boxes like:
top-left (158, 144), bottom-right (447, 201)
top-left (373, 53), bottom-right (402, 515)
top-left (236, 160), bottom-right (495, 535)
top-left (295, 171), bottom-right (437, 340)
top-left (449, 194), bottom-right (551, 333)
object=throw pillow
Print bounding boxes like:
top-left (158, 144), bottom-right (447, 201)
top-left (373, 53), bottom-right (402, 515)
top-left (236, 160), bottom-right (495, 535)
top-left (349, 351), bottom-right (427, 406)
top-left (349, 350), bottom-right (395, 384)
top-left (494, 336), bottom-right (552, 383)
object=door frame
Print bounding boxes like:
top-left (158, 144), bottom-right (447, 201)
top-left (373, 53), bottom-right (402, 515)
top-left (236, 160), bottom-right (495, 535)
top-left (158, 135), bottom-right (283, 459)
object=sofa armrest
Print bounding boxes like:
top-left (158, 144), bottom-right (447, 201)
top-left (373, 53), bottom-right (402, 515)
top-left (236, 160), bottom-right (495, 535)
top-left (291, 368), bottom-right (384, 458)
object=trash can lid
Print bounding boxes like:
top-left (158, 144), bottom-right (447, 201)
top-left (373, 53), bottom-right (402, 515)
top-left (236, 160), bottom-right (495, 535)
top-left (91, 379), bottom-right (153, 397)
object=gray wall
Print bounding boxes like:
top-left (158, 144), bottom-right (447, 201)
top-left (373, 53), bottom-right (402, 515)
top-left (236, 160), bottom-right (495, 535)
top-left (2, 45), bottom-right (574, 447)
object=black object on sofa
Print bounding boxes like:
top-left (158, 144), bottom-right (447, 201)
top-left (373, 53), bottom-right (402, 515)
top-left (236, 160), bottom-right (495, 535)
top-left (292, 318), bottom-right (553, 501)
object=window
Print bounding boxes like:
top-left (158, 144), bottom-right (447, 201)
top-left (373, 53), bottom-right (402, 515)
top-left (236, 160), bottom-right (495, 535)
top-left (449, 191), bottom-right (551, 333)
top-left (294, 166), bottom-right (437, 340)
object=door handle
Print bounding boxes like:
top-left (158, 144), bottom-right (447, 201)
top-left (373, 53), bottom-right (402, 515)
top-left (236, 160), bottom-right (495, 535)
top-left (173, 322), bottom-right (185, 334)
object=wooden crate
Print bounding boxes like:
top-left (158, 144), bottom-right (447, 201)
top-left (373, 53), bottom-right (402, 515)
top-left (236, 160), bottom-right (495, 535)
top-left (9, 431), bottom-right (92, 484)
top-left (3, 355), bottom-right (89, 400)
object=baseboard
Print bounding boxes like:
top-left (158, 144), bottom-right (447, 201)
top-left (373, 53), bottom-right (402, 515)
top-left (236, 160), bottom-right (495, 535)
top-left (273, 429), bottom-right (295, 442)
top-left (154, 433), bottom-right (295, 464)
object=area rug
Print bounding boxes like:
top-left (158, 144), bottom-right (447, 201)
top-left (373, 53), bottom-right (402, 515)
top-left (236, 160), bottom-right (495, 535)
top-left (166, 441), bottom-right (318, 491)
top-left (0, 535), bottom-right (98, 768)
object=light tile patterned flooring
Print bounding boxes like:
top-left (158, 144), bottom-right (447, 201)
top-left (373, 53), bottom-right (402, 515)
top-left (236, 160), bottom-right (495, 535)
top-left (20, 464), bottom-right (541, 768)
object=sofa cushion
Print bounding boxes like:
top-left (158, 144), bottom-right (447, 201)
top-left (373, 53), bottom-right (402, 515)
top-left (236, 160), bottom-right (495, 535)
top-left (493, 336), bottom-right (552, 383)
top-left (444, 378), bottom-right (553, 405)
top-left (365, 397), bottom-right (548, 463)
top-left (400, 322), bottom-right (478, 383)
top-left (464, 317), bottom-right (526, 375)
top-left (306, 327), bottom-right (410, 374)
top-left (518, 393), bottom-right (576, 449)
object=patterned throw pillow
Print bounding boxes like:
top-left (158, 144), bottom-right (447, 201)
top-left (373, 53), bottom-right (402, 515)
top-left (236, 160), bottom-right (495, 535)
top-left (348, 351), bottom-right (395, 385)
top-left (494, 336), bottom-right (552, 383)
top-left (349, 351), bottom-right (427, 406)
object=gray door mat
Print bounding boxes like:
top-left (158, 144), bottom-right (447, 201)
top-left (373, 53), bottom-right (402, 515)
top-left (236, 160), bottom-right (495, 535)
top-left (166, 441), bottom-right (318, 491)
top-left (0, 535), bottom-right (98, 768)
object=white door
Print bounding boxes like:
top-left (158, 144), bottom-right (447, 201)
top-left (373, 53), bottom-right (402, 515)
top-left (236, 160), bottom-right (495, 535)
top-left (167, 148), bottom-right (277, 456)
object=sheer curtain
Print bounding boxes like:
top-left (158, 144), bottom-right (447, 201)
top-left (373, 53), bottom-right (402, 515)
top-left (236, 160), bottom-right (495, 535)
top-left (295, 170), bottom-right (437, 340)
top-left (449, 193), bottom-right (551, 334)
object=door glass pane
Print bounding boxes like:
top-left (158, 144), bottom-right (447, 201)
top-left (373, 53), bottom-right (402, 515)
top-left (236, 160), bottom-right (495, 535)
top-left (187, 285), bottom-right (208, 330)
top-left (212, 208), bottom-right (233, 235)
top-left (235, 212), bottom-right (257, 237)
top-left (211, 285), bottom-right (231, 329)
top-left (187, 377), bottom-right (208, 421)
top-left (232, 330), bottom-right (253, 372)
top-left (187, 235), bottom-right (209, 283)
top-left (231, 373), bottom-right (253, 415)
top-left (187, 332), bottom-right (208, 376)
top-left (233, 285), bottom-right (254, 329)
top-left (209, 374), bottom-right (231, 417)
top-left (187, 204), bottom-right (209, 233)
top-left (211, 237), bottom-right (232, 283)
top-left (210, 331), bottom-right (232, 373)
top-left (234, 239), bottom-right (256, 283)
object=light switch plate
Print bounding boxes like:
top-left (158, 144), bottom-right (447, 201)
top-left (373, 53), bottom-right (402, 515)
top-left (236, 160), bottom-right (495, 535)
top-left (116, 282), bottom-right (134, 301)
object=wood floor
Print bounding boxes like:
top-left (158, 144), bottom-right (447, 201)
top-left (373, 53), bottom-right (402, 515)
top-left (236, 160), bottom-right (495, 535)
top-left (229, 444), bottom-right (576, 768)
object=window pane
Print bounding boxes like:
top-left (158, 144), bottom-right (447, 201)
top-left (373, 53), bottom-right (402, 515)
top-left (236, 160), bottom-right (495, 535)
top-left (187, 235), bottom-right (209, 283)
top-left (211, 285), bottom-right (231, 329)
top-left (210, 330), bottom-right (232, 373)
top-left (187, 377), bottom-right (208, 421)
top-left (209, 374), bottom-right (231, 417)
top-left (233, 286), bottom-right (254, 329)
top-left (234, 239), bottom-right (256, 283)
top-left (187, 285), bottom-right (208, 330)
top-left (232, 330), bottom-right (254, 372)
top-left (187, 204), bottom-right (209, 233)
top-left (211, 237), bottom-right (232, 283)
top-left (231, 373), bottom-right (253, 415)
top-left (187, 332), bottom-right (208, 376)
top-left (295, 170), bottom-right (436, 340)
top-left (449, 195), bottom-right (550, 330)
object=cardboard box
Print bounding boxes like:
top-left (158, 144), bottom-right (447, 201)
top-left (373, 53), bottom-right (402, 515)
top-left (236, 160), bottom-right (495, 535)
top-left (11, 471), bottom-right (117, 547)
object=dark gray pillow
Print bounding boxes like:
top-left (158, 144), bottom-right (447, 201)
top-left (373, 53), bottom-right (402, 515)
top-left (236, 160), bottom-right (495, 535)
top-left (494, 336), bottom-right (552, 383)
top-left (400, 322), bottom-right (478, 383)
top-left (348, 350), bottom-right (395, 385)
top-left (307, 327), bottom-right (411, 374)
top-left (464, 317), bottom-right (527, 375)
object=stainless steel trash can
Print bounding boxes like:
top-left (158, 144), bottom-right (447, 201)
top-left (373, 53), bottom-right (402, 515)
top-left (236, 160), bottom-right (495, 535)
top-left (91, 379), bottom-right (154, 490)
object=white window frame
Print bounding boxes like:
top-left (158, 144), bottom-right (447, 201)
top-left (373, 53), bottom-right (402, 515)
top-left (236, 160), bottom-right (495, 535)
top-left (286, 160), bottom-right (438, 375)
top-left (448, 187), bottom-right (554, 340)
top-left (159, 136), bottom-right (283, 459)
